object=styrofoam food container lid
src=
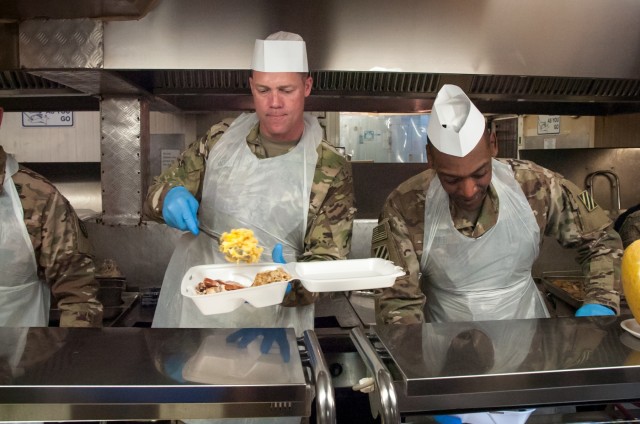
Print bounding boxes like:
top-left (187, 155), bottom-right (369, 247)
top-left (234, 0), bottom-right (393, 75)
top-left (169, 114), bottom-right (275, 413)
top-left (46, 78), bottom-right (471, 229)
top-left (285, 258), bottom-right (404, 292)
top-left (181, 263), bottom-right (291, 315)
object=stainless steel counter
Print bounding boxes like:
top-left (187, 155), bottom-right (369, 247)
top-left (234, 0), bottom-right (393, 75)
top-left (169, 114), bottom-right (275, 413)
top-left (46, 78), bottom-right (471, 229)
top-left (352, 316), bottom-right (640, 419)
top-left (5, 316), bottom-right (640, 422)
top-left (0, 327), bottom-right (324, 421)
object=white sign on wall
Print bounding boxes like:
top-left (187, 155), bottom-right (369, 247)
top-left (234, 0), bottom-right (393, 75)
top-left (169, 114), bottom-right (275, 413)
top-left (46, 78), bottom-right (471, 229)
top-left (537, 115), bottom-right (560, 135)
top-left (160, 149), bottom-right (181, 171)
top-left (22, 111), bottom-right (74, 127)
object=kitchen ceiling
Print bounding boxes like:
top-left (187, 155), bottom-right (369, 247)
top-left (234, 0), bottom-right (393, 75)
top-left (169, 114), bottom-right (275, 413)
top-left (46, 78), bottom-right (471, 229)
top-left (1, 0), bottom-right (640, 116)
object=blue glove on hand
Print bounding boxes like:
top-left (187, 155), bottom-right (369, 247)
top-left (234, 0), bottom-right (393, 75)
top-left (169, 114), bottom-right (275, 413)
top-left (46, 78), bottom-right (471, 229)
top-left (575, 304), bottom-right (615, 317)
top-left (162, 353), bottom-right (187, 383)
top-left (162, 186), bottom-right (200, 235)
top-left (272, 243), bottom-right (292, 295)
top-left (434, 415), bottom-right (462, 424)
top-left (226, 328), bottom-right (290, 362)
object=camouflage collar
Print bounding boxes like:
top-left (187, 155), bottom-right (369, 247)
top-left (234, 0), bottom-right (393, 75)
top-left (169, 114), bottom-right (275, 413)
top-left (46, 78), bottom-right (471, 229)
top-left (246, 122), bottom-right (261, 146)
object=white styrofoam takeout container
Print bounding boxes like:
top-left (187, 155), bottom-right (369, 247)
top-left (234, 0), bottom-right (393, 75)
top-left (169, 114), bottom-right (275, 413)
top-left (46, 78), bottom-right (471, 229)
top-left (286, 258), bottom-right (405, 292)
top-left (181, 263), bottom-right (290, 315)
top-left (182, 258), bottom-right (405, 315)
top-left (181, 332), bottom-right (297, 384)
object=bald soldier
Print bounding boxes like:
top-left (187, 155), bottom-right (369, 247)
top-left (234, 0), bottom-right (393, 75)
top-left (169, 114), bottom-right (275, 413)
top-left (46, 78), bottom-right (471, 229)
top-left (373, 84), bottom-right (622, 325)
top-left (144, 32), bottom-right (355, 334)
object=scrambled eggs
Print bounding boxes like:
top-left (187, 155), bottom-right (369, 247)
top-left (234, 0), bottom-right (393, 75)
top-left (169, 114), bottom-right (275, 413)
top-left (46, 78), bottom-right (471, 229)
top-left (219, 228), bottom-right (264, 263)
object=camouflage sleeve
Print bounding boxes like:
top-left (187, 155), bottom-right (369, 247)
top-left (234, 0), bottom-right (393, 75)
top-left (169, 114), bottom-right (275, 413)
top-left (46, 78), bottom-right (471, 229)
top-left (373, 172), bottom-right (430, 325)
top-left (283, 143), bottom-right (357, 306)
top-left (16, 169), bottom-right (103, 327)
top-left (545, 176), bottom-right (623, 313)
top-left (619, 210), bottom-right (640, 249)
top-left (143, 119), bottom-right (233, 221)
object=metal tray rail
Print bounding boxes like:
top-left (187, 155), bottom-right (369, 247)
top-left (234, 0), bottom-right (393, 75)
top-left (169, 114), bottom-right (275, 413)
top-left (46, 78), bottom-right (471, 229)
top-left (302, 330), bottom-right (337, 424)
top-left (350, 326), bottom-right (400, 424)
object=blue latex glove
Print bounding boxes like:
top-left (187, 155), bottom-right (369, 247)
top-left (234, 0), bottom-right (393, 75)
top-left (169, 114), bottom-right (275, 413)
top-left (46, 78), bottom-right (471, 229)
top-left (226, 328), bottom-right (290, 362)
top-left (162, 186), bottom-right (200, 235)
top-left (434, 415), bottom-right (462, 424)
top-left (575, 304), bottom-right (615, 317)
top-left (163, 353), bottom-right (187, 383)
top-left (272, 243), bottom-right (292, 295)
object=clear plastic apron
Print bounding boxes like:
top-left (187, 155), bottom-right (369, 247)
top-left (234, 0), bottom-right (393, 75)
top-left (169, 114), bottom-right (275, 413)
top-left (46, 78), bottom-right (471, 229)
top-left (0, 155), bottom-right (50, 327)
top-left (420, 159), bottom-right (549, 322)
top-left (153, 113), bottom-right (322, 336)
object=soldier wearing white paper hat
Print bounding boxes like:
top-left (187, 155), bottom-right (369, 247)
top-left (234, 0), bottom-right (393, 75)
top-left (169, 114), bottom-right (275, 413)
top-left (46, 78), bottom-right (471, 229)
top-left (372, 84), bottom-right (622, 326)
top-left (145, 32), bottom-right (355, 336)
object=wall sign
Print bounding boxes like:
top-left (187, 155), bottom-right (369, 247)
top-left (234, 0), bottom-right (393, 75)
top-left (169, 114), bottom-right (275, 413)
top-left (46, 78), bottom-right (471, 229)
top-left (22, 112), bottom-right (74, 127)
top-left (160, 149), bottom-right (181, 171)
top-left (537, 115), bottom-right (560, 135)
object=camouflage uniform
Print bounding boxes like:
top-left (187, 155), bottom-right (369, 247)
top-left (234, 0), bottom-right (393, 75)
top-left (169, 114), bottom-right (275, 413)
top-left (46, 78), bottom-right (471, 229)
top-left (373, 158), bottom-right (622, 325)
top-left (144, 120), bottom-right (356, 306)
top-left (0, 146), bottom-right (103, 327)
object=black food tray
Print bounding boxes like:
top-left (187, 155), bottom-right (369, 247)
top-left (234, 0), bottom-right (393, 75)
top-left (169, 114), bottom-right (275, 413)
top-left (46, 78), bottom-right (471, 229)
top-left (541, 274), bottom-right (584, 309)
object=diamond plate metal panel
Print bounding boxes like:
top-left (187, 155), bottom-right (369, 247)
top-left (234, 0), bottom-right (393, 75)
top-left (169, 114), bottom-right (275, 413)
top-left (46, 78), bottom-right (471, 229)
top-left (19, 19), bottom-right (103, 69)
top-left (100, 97), bottom-right (149, 226)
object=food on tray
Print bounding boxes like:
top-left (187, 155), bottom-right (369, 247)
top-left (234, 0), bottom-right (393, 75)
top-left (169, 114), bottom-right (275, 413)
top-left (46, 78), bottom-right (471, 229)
top-left (253, 267), bottom-right (293, 286)
top-left (194, 267), bottom-right (291, 296)
top-left (551, 279), bottom-right (584, 300)
top-left (219, 228), bottom-right (264, 263)
top-left (195, 278), bottom-right (245, 295)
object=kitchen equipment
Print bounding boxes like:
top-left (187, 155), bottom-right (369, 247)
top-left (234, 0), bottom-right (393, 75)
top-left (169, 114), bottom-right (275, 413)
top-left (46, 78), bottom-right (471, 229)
top-left (585, 170), bottom-right (622, 218)
top-left (197, 224), bottom-right (220, 242)
top-left (540, 271), bottom-right (585, 309)
top-left (97, 277), bottom-right (126, 307)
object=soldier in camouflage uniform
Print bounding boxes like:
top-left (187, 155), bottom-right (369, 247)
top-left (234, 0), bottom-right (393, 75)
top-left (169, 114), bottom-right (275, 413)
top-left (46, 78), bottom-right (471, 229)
top-left (373, 85), bottom-right (622, 325)
top-left (144, 32), bottom-right (355, 334)
top-left (0, 108), bottom-right (103, 327)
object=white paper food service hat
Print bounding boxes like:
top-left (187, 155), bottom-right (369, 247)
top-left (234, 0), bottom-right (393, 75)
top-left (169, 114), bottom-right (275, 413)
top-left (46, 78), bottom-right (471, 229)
top-left (252, 31), bottom-right (308, 73)
top-left (427, 84), bottom-right (486, 157)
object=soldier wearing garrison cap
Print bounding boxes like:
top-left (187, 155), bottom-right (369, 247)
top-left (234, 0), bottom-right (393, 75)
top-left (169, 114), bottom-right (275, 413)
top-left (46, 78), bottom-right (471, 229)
top-left (145, 31), bottom-right (356, 334)
top-left (373, 84), bottom-right (622, 325)
top-left (0, 107), bottom-right (103, 327)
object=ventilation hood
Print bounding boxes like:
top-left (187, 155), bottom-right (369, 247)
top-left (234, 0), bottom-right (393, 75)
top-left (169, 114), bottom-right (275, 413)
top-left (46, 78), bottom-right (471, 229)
top-left (1, 0), bottom-right (640, 115)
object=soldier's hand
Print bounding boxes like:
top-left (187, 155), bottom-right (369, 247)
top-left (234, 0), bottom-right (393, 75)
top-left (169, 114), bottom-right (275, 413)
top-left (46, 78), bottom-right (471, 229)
top-left (162, 186), bottom-right (200, 234)
top-left (575, 304), bottom-right (615, 317)
top-left (272, 243), bottom-right (292, 294)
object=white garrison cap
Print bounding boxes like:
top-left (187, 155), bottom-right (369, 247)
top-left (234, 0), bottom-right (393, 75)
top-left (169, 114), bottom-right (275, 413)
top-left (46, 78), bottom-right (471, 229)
top-left (252, 31), bottom-right (308, 72)
top-left (427, 84), bottom-right (486, 157)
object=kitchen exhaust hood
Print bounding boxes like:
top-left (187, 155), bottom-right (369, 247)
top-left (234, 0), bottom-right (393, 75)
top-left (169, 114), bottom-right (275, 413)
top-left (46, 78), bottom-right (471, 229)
top-left (1, 0), bottom-right (640, 115)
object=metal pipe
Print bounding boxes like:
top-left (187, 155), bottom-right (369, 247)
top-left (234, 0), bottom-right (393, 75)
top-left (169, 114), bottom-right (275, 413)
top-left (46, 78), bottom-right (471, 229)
top-left (585, 170), bottom-right (621, 212)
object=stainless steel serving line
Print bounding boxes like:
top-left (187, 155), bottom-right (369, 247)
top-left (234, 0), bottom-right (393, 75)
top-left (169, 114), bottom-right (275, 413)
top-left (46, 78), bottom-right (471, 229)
top-left (0, 327), bottom-right (334, 422)
top-left (351, 316), bottom-right (640, 422)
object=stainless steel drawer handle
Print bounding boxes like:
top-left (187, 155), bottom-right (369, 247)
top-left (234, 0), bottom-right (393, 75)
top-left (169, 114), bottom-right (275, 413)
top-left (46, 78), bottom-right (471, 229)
top-left (350, 326), bottom-right (400, 424)
top-left (303, 329), bottom-right (336, 424)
